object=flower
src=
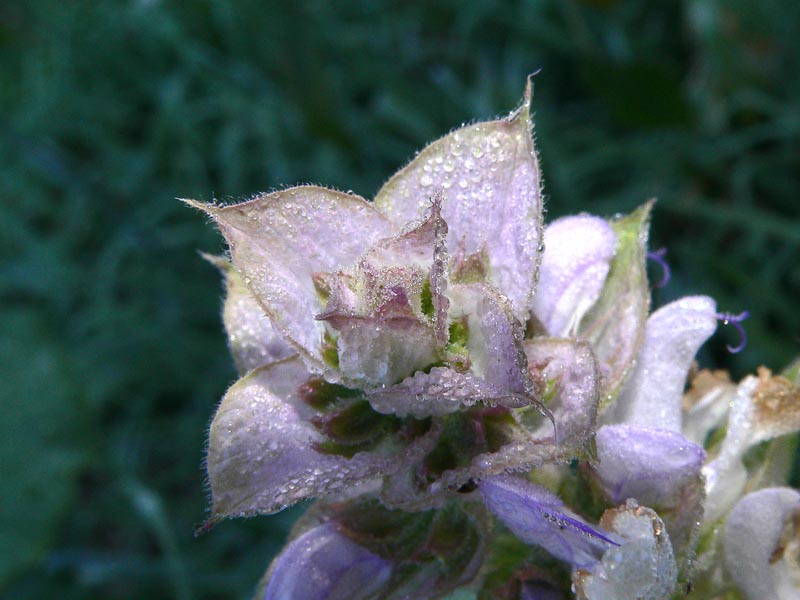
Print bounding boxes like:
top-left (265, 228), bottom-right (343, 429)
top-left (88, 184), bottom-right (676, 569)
top-left (186, 78), bottom-right (799, 599)
top-left (723, 487), bottom-right (800, 600)
top-left (260, 522), bottom-right (392, 600)
top-left (186, 79), bottom-right (602, 522)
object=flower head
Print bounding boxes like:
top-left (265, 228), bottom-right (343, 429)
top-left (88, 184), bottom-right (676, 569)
top-left (187, 77), bottom-right (797, 599)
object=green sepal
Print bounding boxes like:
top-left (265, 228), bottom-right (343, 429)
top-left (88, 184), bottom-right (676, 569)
top-left (312, 399), bottom-right (399, 446)
top-left (298, 377), bottom-right (361, 410)
top-left (578, 202), bottom-right (652, 408)
top-left (477, 528), bottom-right (571, 600)
top-left (335, 498), bottom-right (436, 560)
top-left (321, 331), bottom-right (340, 369)
top-left (781, 355), bottom-right (800, 384)
top-left (332, 499), bottom-right (489, 597)
top-left (420, 278), bottom-right (435, 319)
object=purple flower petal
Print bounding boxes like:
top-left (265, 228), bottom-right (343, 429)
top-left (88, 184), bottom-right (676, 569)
top-left (203, 255), bottom-right (294, 374)
top-left (594, 424), bottom-right (704, 507)
top-left (615, 295), bottom-right (717, 432)
top-left (374, 79), bottom-right (543, 319)
top-left (262, 523), bottom-right (392, 600)
top-left (184, 187), bottom-right (395, 373)
top-left (206, 357), bottom-right (437, 520)
top-left (723, 487), bottom-right (800, 600)
top-left (532, 215), bottom-right (616, 337)
top-left (480, 475), bottom-right (618, 569)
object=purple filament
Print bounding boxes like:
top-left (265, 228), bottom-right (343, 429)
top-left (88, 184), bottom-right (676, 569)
top-left (647, 247), bottom-right (671, 288)
top-left (716, 310), bottom-right (750, 353)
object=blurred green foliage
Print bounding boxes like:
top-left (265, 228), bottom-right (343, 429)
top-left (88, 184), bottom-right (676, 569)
top-left (0, 0), bottom-right (797, 598)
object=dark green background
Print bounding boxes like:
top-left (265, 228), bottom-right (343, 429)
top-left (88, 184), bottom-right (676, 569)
top-left (1, 1), bottom-right (797, 598)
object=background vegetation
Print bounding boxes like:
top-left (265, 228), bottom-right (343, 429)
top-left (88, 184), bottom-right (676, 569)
top-left (1, 0), bottom-right (797, 598)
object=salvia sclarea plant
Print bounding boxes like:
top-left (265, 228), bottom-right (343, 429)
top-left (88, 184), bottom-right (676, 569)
top-left (185, 78), bottom-right (800, 600)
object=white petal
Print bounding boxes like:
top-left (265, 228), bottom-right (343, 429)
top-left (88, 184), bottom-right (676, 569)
top-left (704, 371), bottom-right (800, 525)
top-left (681, 369), bottom-right (737, 446)
top-left (723, 487), bottom-right (800, 600)
top-left (375, 80), bottom-right (543, 318)
top-left (573, 503), bottom-right (678, 600)
top-left (614, 295), bottom-right (717, 432)
top-left (702, 375), bottom-right (759, 525)
top-left (533, 215), bottom-right (616, 337)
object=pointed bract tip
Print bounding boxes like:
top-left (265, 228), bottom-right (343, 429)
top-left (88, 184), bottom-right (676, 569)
top-left (524, 74), bottom-right (535, 105)
top-left (179, 197), bottom-right (218, 216)
top-left (193, 515), bottom-right (219, 537)
top-left (509, 76), bottom-right (535, 122)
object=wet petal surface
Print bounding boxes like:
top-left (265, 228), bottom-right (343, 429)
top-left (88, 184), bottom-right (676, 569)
top-left (204, 255), bottom-right (294, 374)
top-left (375, 81), bottom-right (543, 318)
top-left (207, 358), bottom-right (435, 519)
top-left (480, 475), bottom-right (618, 569)
top-left (594, 424), bottom-right (704, 507)
top-left (614, 295), bottom-right (717, 432)
top-left (185, 187), bottom-right (394, 370)
top-left (533, 215), bottom-right (615, 337)
top-left (723, 487), bottom-right (800, 600)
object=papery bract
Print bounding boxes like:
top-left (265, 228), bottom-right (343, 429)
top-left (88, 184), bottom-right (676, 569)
top-left (185, 77), bottom-right (790, 600)
top-left (204, 255), bottom-right (294, 374)
top-left (206, 357), bottom-right (437, 519)
top-left (375, 81), bottom-right (542, 319)
top-left (577, 204), bottom-right (651, 403)
top-left (185, 188), bottom-right (395, 374)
